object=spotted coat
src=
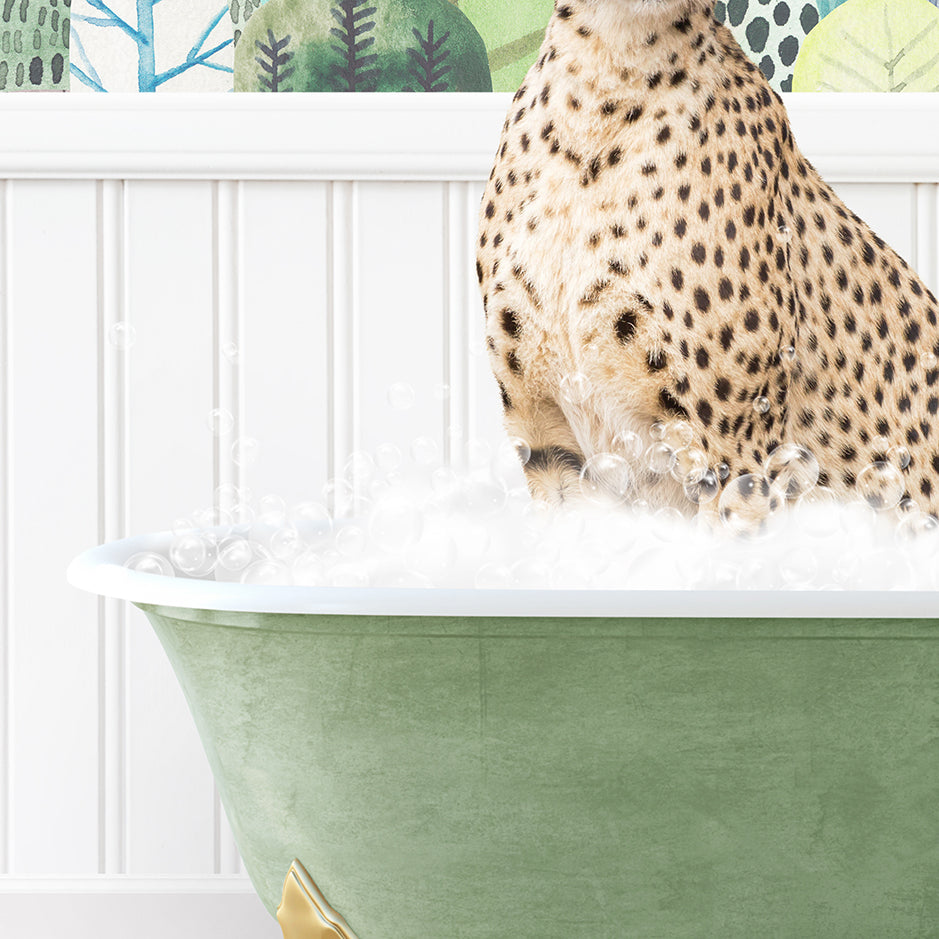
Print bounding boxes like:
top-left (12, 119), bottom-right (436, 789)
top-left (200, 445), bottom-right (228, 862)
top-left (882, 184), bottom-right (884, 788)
top-left (477, 0), bottom-right (939, 514)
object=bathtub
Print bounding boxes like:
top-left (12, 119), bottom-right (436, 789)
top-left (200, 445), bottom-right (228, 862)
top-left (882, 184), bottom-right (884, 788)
top-left (68, 531), bottom-right (939, 937)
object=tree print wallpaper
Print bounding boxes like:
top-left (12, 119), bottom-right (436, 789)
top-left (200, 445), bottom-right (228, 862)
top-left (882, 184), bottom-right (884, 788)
top-left (0, 0), bottom-right (937, 92)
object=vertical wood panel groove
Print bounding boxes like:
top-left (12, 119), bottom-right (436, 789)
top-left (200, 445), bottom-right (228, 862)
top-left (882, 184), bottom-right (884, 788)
top-left (0, 178), bottom-right (12, 875)
top-left (327, 182), bottom-right (358, 506)
top-left (445, 183), bottom-right (472, 468)
top-left (914, 183), bottom-right (939, 296)
top-left (211, 180), bottom-right (243, 876)
top-left (97, 178), bottom-right (127, 875)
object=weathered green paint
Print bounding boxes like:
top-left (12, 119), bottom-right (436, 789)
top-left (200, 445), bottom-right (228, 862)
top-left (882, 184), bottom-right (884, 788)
top-left (141, 603), bottom-right (939, 937)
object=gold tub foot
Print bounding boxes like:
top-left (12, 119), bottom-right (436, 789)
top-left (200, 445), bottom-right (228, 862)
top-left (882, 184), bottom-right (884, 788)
top-left (277, 859), bottom-right (359, 939)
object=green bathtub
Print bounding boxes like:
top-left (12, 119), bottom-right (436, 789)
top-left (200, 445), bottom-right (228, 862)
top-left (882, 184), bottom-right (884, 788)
top-left (69, 534), bottom-right (939, 937)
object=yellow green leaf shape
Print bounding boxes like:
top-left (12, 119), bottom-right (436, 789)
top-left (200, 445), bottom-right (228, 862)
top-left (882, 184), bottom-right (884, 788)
top-left (235, 0), bottom-right (492, 92)
top-left (450, 0), bottom-right (552, 92)
top-left (792, 0), bottom-right (939, 92)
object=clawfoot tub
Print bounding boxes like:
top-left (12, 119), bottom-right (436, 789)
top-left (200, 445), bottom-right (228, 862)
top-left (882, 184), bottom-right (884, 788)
top-left (69, 532), bottom-right (939, 937)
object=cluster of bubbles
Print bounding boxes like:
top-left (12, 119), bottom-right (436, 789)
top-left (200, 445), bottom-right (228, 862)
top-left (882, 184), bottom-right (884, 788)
top-left (123, 413), bottom-right (939, 590)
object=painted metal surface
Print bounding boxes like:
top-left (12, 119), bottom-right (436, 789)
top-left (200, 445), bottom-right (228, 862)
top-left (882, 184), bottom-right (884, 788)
top-left (143, 601), bottom-right (939, 936)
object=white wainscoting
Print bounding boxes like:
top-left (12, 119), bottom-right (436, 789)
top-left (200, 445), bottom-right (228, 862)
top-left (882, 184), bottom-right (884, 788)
top-left (0, 94), bottom-right (937, 937)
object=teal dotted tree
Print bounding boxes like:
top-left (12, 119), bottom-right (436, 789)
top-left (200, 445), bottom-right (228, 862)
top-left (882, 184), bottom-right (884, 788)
top-left (713, 0), bottom-right (820, 92)
top-left (234, 0), bottom-right (491, 92)
top-left (230, 0), bottom-right (267, 46)
top-left (0, 0), bottom-right (70, 91)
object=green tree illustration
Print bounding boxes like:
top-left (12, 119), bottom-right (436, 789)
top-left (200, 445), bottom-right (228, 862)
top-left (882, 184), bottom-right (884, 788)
top-left (404, 19), bottom-right (452, 91)
top-left (329, 0), bottom-right (379, 92)
top-left (255, 27), bottom-right (294, 90)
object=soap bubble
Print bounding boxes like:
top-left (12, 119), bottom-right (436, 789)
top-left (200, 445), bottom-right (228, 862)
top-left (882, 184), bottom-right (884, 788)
top-left (331, 565), bottom-right (370, 588)
top-left (433, 383), bottom-right (451, 401)
top-left (645, 442), bottom-right (675, 475)
top-left (872, 435), bottom-right (890, 453)
top-left (683, 468), bottom-right (720, 505)
top-left (764, 444), bottom-right (819, 500)
top-left (923, 352), bottom-right (939, 370)
top-left (323, 478), bottom-right (355, 516)
top-left (559, 372), bottom-right (590, 405)
top-left (172, 516), bottom-right (196, 536)
top-left (579, 453), bottom-right (631, 505)
top-left (231, 437), bottom-right (260, 467)
top-left (780, 549), bottom-right (818, 587)
top-left (229, 501), bottom-right (255, 526)
top-left (612, 430), bottom-right (643, 462)
top-left (125, 552), bottom-right (174, 577)
top-left (670, 447), bottom-right (708, 484)
top-left (336, 524), bottom-right (367, 558)
top-left (887, 446), bottom-right (912, 471)
top-left (375, 443), bottom-right (403, 473)
top-left (213, 482), bottom-right (241, 509)
top-left (108, 322), bottom-right (136, 351)
top-left (241, 560), bottom-right (291, 586)
top-left (510, 558), bottom-right (551, 588)
top-left (344, 450), bottom-right (377, 485)
top-left (716, 462), bottom-right (731, 481)
top-left (752, 396), bottom-right (771, 415)
top-left (718, 474), bottom-right (783, 538)
top-left (408, 523), bottom-right (458, 579)
top-left (292, 551), bottom-right (327, 586)
top-left (475, 562), bottom-right (513, 589)
top-left (776, 224), bottom-right (792, 244)
top-left (217, 537), bottom-right (254, 572)
top-left (650, 421), bottom-right (667, 441)
top-left (896, 511), bottom-right (939, 542)
top-left (289, 501), bottom-right (333, 548)
top-left (207, 408), bottom-right (234, 437)
top-left (796, 486), bottom-right (840, 538)
top-left (387, 382), bottom-right (416, 410)
top-left (839, 499), bottom-right (878, 538)
top-left (222, 342), bottom-right (241, 365)
top-left (736, 557), bottom-right (779, 590)
top-left (856, 462), bottom-right (905, 511)
top-left (463, 479), bottom-right (508, 517)
top-left (258, 493), bottom-right (287, 522)
top-left (270, 526), bottom-right (303, 561)
top-left (492, 437), bottom-right (531, 483)
top-left (467, 438), bottom-right (493, 468)
top-left (369, 498), bottom-right (423, 552)
top-left (664, 420), bottom-right (694, 450)
top-left (373, 569), bottom-right (434, 589)
top-left (411, 436), bottom-right (441, 466)
top-left (780, 344), bottom-right (797, 364)
top-left (169, 533), bottom-right (216, 576)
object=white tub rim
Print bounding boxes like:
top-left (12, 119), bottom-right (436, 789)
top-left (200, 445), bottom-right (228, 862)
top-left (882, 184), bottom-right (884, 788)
top-left (66, 531), bottom-right (939, 619)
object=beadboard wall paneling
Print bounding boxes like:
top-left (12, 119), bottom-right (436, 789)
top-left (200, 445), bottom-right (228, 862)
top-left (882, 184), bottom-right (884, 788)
top-left (122, 181), bottom-right (218, 876)
top-left (9, 181), bottom-right (101, 874)
top-left (240, 181), bottom-right (331, 509)
top-left (357, 182), bottom-right (448, 464)
top-left (0, 98), bottom-right (936, 935)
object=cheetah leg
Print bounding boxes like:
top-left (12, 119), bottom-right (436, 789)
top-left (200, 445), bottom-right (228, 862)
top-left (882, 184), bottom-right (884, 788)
top-left (503, 396), bottom-right (586, 506)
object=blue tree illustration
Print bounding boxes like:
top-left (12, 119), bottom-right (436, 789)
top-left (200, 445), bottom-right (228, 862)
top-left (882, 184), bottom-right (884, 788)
top-left (70, 0), bottom-right (233, 92)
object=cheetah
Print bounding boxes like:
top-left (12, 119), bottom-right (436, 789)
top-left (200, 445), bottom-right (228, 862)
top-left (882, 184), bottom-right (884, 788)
top-left (477, 0), bottom-right (939, 520)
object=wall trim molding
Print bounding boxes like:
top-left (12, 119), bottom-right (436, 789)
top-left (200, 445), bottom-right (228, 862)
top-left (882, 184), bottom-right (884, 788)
top-left (0, 93), bottom-right (937, 182)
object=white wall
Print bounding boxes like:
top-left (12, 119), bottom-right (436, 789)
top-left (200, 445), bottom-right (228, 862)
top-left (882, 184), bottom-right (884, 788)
top-left (0, 95), bottom-right (937, 937)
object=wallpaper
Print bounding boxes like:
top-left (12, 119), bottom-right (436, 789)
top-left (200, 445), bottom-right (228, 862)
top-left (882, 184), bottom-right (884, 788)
top-left (0, 0), bottom-right (937, 92)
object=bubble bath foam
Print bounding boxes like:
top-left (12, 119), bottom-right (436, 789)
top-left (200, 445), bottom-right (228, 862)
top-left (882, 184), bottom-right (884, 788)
top-left (69, 539), bottom-right (939, 937)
